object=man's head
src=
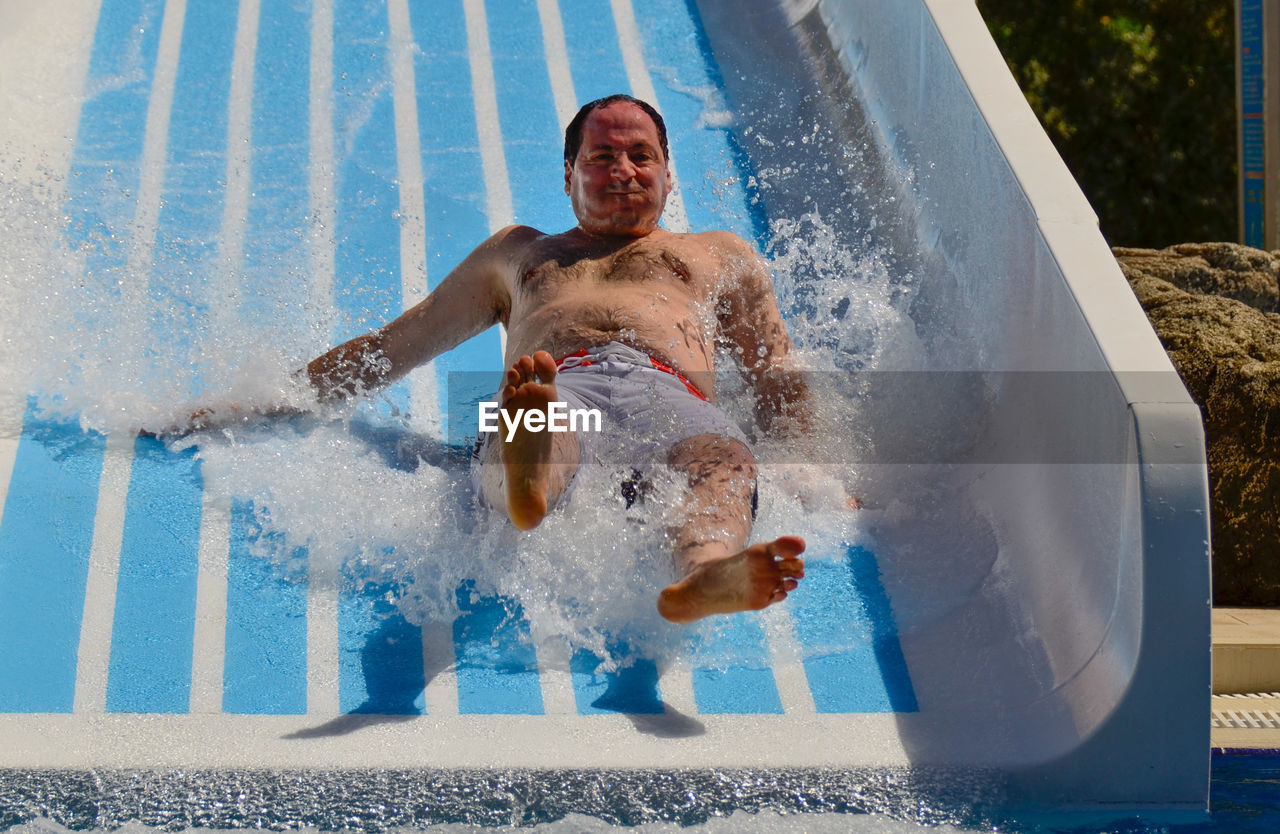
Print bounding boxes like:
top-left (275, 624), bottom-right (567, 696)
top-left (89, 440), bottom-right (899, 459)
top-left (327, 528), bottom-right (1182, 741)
top-left (563, 95), bottom-right (672, 238)
top-left (564, 94), bottom-right (669, 166)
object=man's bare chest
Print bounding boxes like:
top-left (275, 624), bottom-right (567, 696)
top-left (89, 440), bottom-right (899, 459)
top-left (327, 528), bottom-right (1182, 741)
top-left (517, 241), bottom-right (706, 296)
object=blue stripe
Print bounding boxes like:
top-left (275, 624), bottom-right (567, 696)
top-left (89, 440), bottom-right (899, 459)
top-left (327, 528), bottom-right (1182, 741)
top-left (0, 0), bottom-right (161, 715)
top-left (409, 0), bottom-right (502, 445)
top-left (338, 569), bottom-right (426, 714)
top-left (104, 0), bottom-right (236, 714)
top-left (660, 0), bottom-right (769, 247)
top-left (66, 0), bottom-right (165, 256)
top-left (558, 0), bottom-right (630, 105)
top-left (790, 547), bottom-right (917, 713)
top-left (63, 0), bottom-right (166, 378)
top-left (570, 648), bottom-right (663, 715)
top-left (0, 404), bottom-right (105, 712)
top-left (222, 500), bottom-right (308, 714)
top-left (217, 0), bottom-right (315, 718)
top-left (631, 0), bottom-right (759, 242)
top-left (453, 587), bottom-right (544, 714)
top-left (689, 616), bottom-right (784, 714)
top-left (332, 0), bottom-right (409, 416)
top-left (106, 437), bottom-right (203, 713)
top-left (332, 0), bottom-right (401, 340)
top-left (149, 0), bottom-right (239, 393)
top-left (242, 0), bottom-right (313, 333)
top-left (328, 0), bottom-right (422, 714)
top-left (486, 0), bottom-right (571, 231)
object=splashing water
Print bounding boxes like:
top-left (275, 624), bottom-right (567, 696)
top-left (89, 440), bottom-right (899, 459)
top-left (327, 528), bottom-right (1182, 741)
top-left (0, 106), bottom-right (923, 671)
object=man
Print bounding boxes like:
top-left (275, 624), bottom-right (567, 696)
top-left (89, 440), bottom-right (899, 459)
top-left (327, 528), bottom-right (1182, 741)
top-left (306, 94), bottom-right (810, 624)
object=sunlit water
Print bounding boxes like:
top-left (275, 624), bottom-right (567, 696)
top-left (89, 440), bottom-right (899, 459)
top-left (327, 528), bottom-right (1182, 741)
top-left (0, 110), bottom-right (930, 668)
top-left (3, 754), bottom-right (1279, 833)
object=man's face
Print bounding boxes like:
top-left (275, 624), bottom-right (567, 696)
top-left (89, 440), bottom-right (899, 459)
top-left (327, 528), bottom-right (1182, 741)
top-left (565, 102), bottom-right (672, 238)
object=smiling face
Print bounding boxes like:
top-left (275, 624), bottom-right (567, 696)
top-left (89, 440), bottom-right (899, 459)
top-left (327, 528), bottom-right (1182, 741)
top-left (564, 101), bottom-right (672, 238)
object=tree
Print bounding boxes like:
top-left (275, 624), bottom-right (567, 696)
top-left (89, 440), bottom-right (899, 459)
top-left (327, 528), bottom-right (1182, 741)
top-left (977, 0), bottom-right (1236, 246)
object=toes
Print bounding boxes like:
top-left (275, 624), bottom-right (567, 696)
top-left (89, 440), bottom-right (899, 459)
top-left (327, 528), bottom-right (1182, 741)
top-left (774, 535), bottom-right (806, 558)
top-left (778, 560), bottom-right (804, 580)
top-left (532, 350), bottom-right (558, 383)
top-left (506, 353), bottom-right (558, 389)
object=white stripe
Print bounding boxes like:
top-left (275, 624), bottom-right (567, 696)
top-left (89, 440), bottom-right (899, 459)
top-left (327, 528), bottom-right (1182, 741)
top-left (658, 656), bottom-right (698, 715)
top-left (72, 0), bottom-right (187, 715)
top-left (535, 0), bottom-right (577, 131)
top-left (217, 0), bottom-right (260, 291)
top-left (387, 0), bottom-right (427, 306)
top-left (308, 0), bottom-right (337, 323)
top-left (73, 432), bottom-right (135, 713)
top-left (125, 0), bottom-right (186, 288)
top-left (189, 498), bottom-right (230, 714)
top-left (185, 0), bottom-right (264, 716)
top-left (0, 711), bottom-right (913, 770)
top-left (306, 0), bottom-right (340, 716)
top-left (761, 606), bottom-right (817, 714)
top-left (463, 0), bottom-right (513, 232)
top-left (608, 0), bottom-right (689, 233)
top-left (387, 0), bottom-right (442, 435)
top-left (462, 0), bottom-right (511, 358)
top-left (535, 637), bottom-right (579, 715)
top-left (420, 620), bottom-right (459, 715)
top-left (306, 547), bottom-right (340, 716)
top-left (0, 398), bottom-right (20, 529)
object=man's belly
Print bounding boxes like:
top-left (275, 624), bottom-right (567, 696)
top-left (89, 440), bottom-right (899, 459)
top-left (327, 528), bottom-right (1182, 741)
top-left (508, 322), bottom-right (710, 376)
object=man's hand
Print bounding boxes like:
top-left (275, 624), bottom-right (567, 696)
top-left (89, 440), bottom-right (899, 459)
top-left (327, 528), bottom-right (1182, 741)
top-left (163, 401), bottom-right (309, 437)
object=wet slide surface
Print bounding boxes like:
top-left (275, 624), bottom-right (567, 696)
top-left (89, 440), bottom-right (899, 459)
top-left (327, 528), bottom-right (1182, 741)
top-left (0, 0), bottom-right (918, 778)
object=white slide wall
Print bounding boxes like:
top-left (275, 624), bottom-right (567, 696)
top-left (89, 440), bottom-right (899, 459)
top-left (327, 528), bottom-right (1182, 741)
top-left (807, 0), bottom-right (1211, 808)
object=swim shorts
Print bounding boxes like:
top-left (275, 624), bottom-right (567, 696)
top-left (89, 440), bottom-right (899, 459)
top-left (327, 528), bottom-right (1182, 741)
top-left (470, 341), bottom-right (753, 506)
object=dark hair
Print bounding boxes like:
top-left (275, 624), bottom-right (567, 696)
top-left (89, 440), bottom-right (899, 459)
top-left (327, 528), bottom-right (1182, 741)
top-left (563, 94), bottom-right (669, 166)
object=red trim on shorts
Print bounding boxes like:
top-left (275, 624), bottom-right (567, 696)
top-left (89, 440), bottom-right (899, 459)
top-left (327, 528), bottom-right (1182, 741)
top-left (555, 348), bottom-right (708, 401)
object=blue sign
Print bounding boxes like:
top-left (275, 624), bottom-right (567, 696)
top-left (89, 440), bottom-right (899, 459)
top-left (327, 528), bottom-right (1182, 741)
top-left (1241, 0), bottom-right (1266, 247)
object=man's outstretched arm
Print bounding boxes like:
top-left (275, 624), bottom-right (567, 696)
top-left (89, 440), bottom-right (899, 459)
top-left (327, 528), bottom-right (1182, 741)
top-left (176, 226), bottom-right (527, 433)
top-left (306, 225), bottom-right (530, 401)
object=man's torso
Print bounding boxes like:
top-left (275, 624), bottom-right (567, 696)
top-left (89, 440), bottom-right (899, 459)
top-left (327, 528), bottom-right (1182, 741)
top-left (500, 228), bottom-right (737, 390)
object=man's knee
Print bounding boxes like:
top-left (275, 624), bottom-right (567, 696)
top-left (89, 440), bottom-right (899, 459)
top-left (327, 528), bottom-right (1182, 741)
top-left (669, 434), bottom-right (757, 482)
top-left (669, 435), bottom-right (758, 521)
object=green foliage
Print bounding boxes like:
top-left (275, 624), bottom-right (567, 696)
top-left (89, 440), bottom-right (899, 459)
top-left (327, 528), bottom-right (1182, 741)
top-left (976, 0), bottom-right (1236, 246)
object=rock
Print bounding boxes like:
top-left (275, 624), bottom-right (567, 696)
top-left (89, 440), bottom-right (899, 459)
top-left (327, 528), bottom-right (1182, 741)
top-left (1116, 249), bottom-right (1280, 606)
top-left (1113, 242), bottom-right (1280, 312)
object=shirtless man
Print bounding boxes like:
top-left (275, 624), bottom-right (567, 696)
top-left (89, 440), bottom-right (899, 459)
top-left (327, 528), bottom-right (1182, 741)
top-left (306, 94), bottom-right (808, 624)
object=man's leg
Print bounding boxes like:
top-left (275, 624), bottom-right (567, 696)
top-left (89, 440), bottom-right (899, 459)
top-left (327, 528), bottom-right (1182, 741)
top-left (656, 433), bottom-right (805, 624)
top-left (479, 351), bottom-right (581, 530)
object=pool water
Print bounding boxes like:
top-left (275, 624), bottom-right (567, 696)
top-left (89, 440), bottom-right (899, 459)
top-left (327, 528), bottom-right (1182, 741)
top-left (0, 752), bottom-right (1271, 832)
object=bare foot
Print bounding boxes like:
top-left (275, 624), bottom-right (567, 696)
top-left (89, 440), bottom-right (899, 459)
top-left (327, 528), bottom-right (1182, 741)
top-left (656, 536), bottom-right (806, 624)
top-left (500, 350), bottom-right (560, 531)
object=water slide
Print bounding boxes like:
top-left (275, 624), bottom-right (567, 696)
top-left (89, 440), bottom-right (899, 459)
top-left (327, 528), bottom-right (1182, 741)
top-left (0, 0), bottom-right (1211, 825)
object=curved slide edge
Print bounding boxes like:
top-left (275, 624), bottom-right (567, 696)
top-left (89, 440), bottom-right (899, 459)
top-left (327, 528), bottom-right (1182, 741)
top-left (725, 0), bottom-right (1212, 812)
top-left (821, 0), bottom-right (1211, 810)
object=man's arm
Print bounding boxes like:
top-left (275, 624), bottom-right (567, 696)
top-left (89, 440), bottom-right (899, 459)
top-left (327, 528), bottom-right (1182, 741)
top-left (715, 233), bottom-right (860, 510)
top-left (307, 225), bottom-right (531, 401)
top-left (713, 232), bottom-right (812, 437)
